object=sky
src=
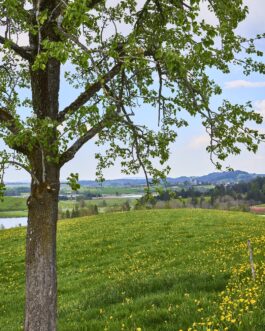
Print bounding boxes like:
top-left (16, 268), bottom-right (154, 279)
top-left (2, 0), bottom-right (265, 182)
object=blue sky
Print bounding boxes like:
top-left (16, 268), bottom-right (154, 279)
top-left (3, 0), bottom-right (265, 181)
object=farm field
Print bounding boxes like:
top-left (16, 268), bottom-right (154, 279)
top-left (0, 210), bottom-right (27, 218)
top-left (59, 197), bottom-right (136, 210)
top-left (0, 197), bottom-right (27, 218)
top-left (1, 209), bottom-right (265, 331)
top-left (0, 196), bottom-right (136, 219)
top-left (0, 196), bottom-right (27, 211)
top-left (62, 185), bottom-right (145, 196)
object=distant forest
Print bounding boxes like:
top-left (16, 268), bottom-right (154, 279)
top-left (4, 176), bottom-right (265, 213)
top-left (155, 177), bottom-right (265, 212)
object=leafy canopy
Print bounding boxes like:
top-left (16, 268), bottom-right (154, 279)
top-left (0, 0), bottom-right (264, 189)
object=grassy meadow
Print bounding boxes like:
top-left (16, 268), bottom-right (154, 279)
top-left (59, 197), bottom-right (135, 210)
top-left (0, 197), bottom-right (27, 218)
top-left (0, 196), bottom-right (136, 219)
top-left (0, 196), bottom-right (27, 211)
top-left (77, 186), bottom-right (144, 195)
top-left (1, 209), bottom-right (265, 331)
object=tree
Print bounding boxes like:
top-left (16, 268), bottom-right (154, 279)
top-left (0, 1), bottom-right (264, 330)
top-left (94, 204), bottom-right (99, 214)
top-left (79, 198), bottom-right (86, 208)
top-left (65, 209), bottom-right (70, 219)
top-left (101, 199), bottom-right (107, 207)
top-left (122, 200), bottom-right (131, 211)
top-left (191, 195), bottom-right (198, 207)
top-left (71, 204), bottom-right (80, 217)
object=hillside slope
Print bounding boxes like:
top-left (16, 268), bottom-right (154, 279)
top-left (1, 210), bottom-right (265, 331)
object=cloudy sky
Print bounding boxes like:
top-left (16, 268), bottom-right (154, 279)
top-left (3, 0), bottom-right (265, 181)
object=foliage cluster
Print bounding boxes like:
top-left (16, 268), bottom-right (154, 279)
top-left (151, 177), bottom-right (265, 212)
top-left (0, 0), bottom-right (265, 185)
top-left (60, 204), bottom-right (99, 219)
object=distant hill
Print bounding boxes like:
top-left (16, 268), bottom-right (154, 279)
top-left (78, 170), bottom-right (265, 186)
top-left (191, 170), bottom-right (265, 185)
top-left (6, 170), bottom-right (265, 187)
top-left (78, 178), bottom-right (148, 187)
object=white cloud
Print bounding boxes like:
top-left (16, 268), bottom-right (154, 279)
top-left (224, 80), bottom-right (265, 89)
top-left (188, 134), bottom-right (209, 150)
top-left (255, 99), bottom-right (265, 117)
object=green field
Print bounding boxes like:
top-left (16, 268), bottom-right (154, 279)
top-left (0, 196), bottom-right (136, 218)
top-left (1, 209), bottom-right (265, 331)
top-left (0, 197), bottom-right (27, 218)
top-left (62, 186), bottom-right (145, 196)
top-left (59, 197), bottom-right (135, 209)
top-left (0, 196), bottom-right (27, 212)
top-left (0, 210), bottom-right (27, 218)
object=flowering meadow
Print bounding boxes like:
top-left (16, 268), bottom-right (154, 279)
top-left (1, 209), bottom-right (265, 330)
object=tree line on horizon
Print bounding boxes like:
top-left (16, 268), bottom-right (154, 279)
top-left (142, 177), bottom-right (265, 212)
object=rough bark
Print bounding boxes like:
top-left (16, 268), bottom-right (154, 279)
top-left (25, 167), bottom-right (60, 331)
top-left (25, 5), bottom-right (61, 327)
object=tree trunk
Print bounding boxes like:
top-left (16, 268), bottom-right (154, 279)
top-left (24, 168), bottom-right (60, 331)
top-left (26, 5), bottom-right (61, 327)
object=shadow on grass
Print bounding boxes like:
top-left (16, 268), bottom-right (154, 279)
top-left (78, 271), bottom-right (230, 309)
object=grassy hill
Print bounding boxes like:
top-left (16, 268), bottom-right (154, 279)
top-left (1, 209), bottom-right (265, 331)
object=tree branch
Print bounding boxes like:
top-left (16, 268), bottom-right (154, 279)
top-left (57, 42), bottom-right (155, 123)
top-left (57, 62), bottom-right (122, 123)
top-left (0, 107), bottom-right (21, 134)
top-left (5, 160), bottom-right (40, 184)
top-left (0, 36), bottom-right (32, 61)
top-left (59, 118), bottom-right (108, 166)
top-left (0, 107), bottom-right (29, 155)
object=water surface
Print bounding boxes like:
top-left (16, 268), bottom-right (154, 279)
top-left (0, 217), bottom-right (27, 230)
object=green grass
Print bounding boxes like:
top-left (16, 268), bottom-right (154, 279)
top-left (61, 186), bottom-right (145, 196)
top-left (0, 196), bottom-right (27, 212)
top-left (0, 210), bottom-right (27, 217)
top-left (0, 197), bottom-right (136, 218)
top-left (0, 197), bottom-right (27, 218)
top-left (1, 209), bottom-right (265, 331)
top-left (59, 197), bottom-right (136, 212)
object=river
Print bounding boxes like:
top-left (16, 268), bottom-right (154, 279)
top-left (0, 217), bottom-right (27, 230)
